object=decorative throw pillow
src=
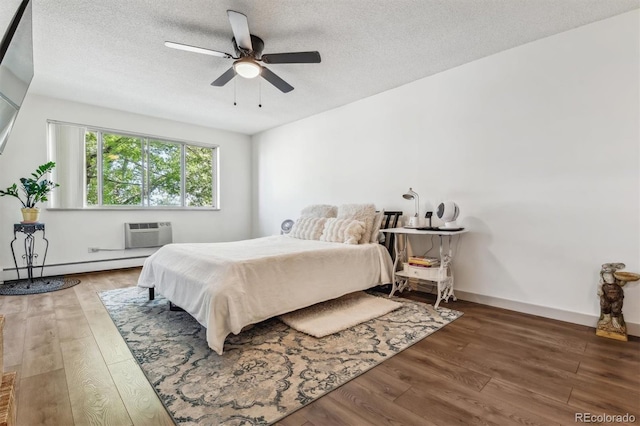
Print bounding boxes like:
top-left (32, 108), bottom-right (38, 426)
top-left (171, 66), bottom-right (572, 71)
top-left (369, 210), bottom-right (385, 243)
top-left (320, 218), bottom-right (366, 244)
top-left (300, 204), bottom-right (338, 218)
top-left (336, 203), bottom-right (377, 244)
top-left (288, 217), bottom-right (327, 240)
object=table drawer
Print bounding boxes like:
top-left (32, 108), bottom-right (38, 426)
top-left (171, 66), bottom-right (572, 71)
top-left (403, 263), bottom-right (446, 281)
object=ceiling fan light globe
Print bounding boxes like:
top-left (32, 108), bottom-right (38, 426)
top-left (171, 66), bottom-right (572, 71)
top-left (234, 59), bottom-right (261, 79)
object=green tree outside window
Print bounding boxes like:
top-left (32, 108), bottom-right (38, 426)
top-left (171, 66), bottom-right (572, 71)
top-left (85, 131), bottom-right (214, 207)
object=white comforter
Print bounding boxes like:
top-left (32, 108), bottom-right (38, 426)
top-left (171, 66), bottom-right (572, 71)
top-left (137, 235), bottom-right (393, 354)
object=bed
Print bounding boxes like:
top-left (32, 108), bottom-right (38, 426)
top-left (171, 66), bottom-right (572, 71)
top-left (137, 233), bottom-right (395, 354)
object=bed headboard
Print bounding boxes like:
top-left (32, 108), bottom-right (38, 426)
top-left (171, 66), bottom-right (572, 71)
top-left (380, 211), bottom-right (402, 261)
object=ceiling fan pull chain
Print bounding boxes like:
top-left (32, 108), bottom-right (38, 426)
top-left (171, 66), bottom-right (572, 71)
top-left (234, 78), bottom-right (237, 106)
top-left (259, 78), bottom-right (262, 108)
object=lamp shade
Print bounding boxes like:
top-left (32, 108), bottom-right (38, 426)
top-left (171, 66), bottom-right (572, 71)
top-left (233, 58), bottom-right (261, 79)
top-left (402, 188), bottom-right (420, 218)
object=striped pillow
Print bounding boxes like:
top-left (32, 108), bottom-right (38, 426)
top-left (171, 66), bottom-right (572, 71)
top-left (319, 218), bottom-right (366, 244)
top-left (288, 217), bottom-right (327, 240)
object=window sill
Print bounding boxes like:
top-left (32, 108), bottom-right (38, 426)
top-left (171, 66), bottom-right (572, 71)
top-left (46, 207), bottom-right (220, 211)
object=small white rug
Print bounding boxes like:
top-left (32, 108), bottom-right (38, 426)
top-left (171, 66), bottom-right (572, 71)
top-left (279, 291), bottom-right (403, 338)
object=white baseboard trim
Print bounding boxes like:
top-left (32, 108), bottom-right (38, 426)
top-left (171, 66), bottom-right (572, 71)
top-left (455, 290), bottom-right (640, 338)
top-left (1, 257), bottom-right (148, 283)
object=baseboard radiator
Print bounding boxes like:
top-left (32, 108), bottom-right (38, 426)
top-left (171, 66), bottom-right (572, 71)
top-left (124, 222), bottom-right (173, 249)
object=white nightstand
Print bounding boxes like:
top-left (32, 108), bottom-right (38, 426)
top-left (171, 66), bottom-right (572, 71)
top-left (381, 227), bottom-right (468, 308)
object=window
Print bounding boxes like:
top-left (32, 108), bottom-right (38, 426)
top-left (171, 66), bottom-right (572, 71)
top-left (48, 121), bottom-right (217, 209)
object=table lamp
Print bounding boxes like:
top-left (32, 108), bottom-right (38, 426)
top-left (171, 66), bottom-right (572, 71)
top-left (402, 188), bottom-right (420, 227)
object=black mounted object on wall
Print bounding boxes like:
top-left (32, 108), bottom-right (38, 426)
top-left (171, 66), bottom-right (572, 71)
top-left (0, 0), bottom-right (34, 155)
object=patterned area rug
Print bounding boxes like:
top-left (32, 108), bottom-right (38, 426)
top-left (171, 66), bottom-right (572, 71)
top-left (99, 287), bottom-right (463, 425)
top-left (0, 276), bottom-right (81, 295)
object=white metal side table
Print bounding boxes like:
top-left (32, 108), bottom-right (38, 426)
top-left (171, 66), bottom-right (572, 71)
top-left (382, 227), bottom-right (468, 308)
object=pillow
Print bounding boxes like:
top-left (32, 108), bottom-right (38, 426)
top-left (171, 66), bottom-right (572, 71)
top-left (369, 210), bottom-right (385, 243)
top-left (288, 217), bottom-right (327, 240)
top-left (319, 218), bottom-right (365, 244)
top-left (337, 203), bottom-right (377, 244)
top-left (300, 204), bottom-right (337, 218)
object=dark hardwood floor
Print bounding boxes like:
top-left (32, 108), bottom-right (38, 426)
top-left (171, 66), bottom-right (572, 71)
top-left (1, 268), bottom-right (638, 425)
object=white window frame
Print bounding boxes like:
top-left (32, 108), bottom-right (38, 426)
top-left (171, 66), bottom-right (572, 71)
top-left (48, 120), bottom-right (219, 210)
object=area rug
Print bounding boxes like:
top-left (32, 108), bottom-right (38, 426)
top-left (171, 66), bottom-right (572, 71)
top-left (279, 291), bottom-right (403, 338)
top-left (99, 287), bottom-right (462, 425)
top-left (0, 276), bottom-right (81, 295)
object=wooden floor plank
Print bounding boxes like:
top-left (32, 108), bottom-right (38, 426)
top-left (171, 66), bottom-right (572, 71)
top-left (437, 326), bottom-right (581, 373)
top-left (576, 356), bottom-right (640, 393)
top-left (0, 294), bottom-right (28, 315)
top-left (583, 339), bottom-right (640, 363)
top-left (274, 409), bottom-right (309, 426)
top-left (569, 386), bottom-right (640, 422)
top-left (50, 286), bottom-right (82, 308)
top-left (108, 359), bottom-right (174, 426)
top-left (327, 379), bottom-right (439, 426)
top-left (26, 293), bottom-right (56, 318)
top-left (399, 345), bottom-right (492, 391)
top-left (83, 308), bottom-right (133, 365)
top-left (394, 384), bottom-right (485, 425)
top-left (405, 380), bottom-right (558, 426)
top-left (73, 280), bottom-right (106, 312)
top-left (61, 336), bottom-right (133, 426)
top-left (54, 296), bottom-right (94, 343)
top-left (349, 365), bottom-right (412, 400)
top-left (300, 394), bottom-right (366, 426)
top-left (17, 368), bottom-right (74, 426)
top-left (21, 312), bottom-right (64, 378)
top-left (1, 311), bottom-right (27, 368)
top-left (481, 378), bottom-right (585, 426)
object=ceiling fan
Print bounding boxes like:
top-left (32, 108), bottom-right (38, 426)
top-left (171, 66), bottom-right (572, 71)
top-left (165, 10), bottom-right (321, 93)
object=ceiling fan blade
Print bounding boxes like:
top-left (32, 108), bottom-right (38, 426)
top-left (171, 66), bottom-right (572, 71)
top-left (227, 10), bottom-right (253, 52)
top-left (165, 41), bottom-right (233, 58)
top-left (261, 66), bottom-right (294, 93)
top-left (262, 51), bottom-right (321, 64)
top-left (211, 67), bottom-right (236, 87)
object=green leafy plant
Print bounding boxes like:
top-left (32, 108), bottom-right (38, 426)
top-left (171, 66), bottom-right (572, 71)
top-left (0, 161), bottom-right (60, 208)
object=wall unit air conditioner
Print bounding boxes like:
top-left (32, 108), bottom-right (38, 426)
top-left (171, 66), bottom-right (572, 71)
top-left (124, 222), bottom-right (172, 249)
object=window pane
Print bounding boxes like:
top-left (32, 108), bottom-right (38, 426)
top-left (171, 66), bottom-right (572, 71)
top-left (85, 131), bottom-right (98, 205)
top-left (148, 140), bottom-right (181, 206)
top-left (185, 145), bottom-right (213, 207)
top-left (102, 133), bottom-right (143, 205)
top-left (48, 121), bottom-right (217, 209)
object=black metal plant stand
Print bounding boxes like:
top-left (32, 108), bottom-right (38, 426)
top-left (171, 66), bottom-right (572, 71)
top-left (10, 223), bottom-right (49, 286)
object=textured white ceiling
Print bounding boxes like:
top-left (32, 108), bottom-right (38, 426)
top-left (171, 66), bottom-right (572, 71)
top-left (1, 0), bottom-right (638, 135)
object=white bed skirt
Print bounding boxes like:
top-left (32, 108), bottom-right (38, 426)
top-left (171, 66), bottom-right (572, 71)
top-left (138, 236), bottom-right (393, 354)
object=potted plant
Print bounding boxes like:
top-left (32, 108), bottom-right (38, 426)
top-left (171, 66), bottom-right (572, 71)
top-left (0, 161), bottom-right (59, 223)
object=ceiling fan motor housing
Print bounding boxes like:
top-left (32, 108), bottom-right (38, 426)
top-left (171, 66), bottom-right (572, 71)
top-left (233, 35), bottom-right (265, 58)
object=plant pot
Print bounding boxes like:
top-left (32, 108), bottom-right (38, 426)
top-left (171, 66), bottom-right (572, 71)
top-left (21, 207), bottom-right (40, 223)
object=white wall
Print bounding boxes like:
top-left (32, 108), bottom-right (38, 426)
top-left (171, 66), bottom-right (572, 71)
top-left (252, 11), bottom-right (640, 331)
top-left (0, 94), bottom-right (252, 281)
